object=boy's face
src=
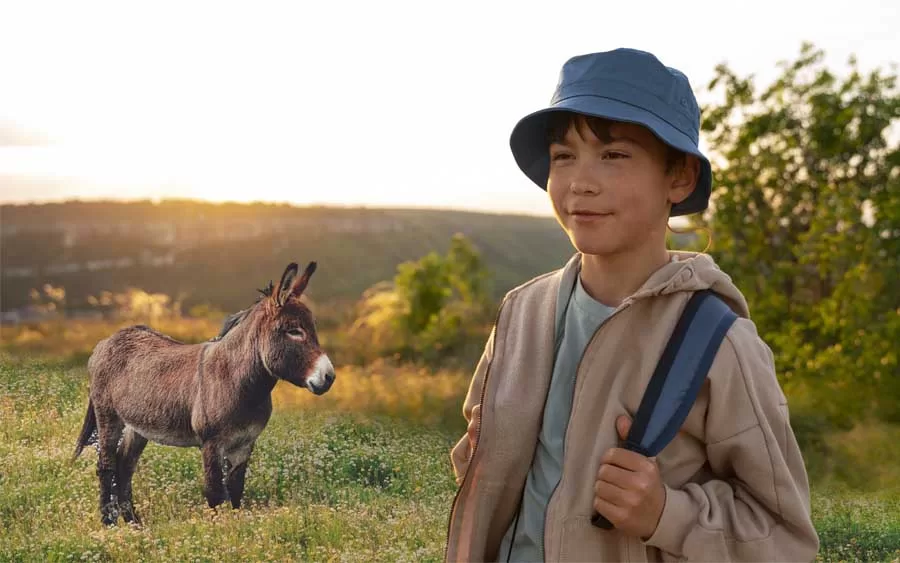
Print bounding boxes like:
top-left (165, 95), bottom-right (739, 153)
top-left (547, 115), bottom-right (698, 258)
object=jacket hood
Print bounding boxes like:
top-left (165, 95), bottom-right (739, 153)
top-left (554, 251), bottom-right (750, 335)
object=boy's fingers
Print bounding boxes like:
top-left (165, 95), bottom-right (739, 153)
top-left (593, 497), bottom-right (625, 525)
top-left (616, 415), bottom-right (632, 441)
top-left (601, 448), bottom-right (655, 473)
top-left (594, 478), bottom-right (638, 508)
top-left (595, 463), bottom-right (634, 490)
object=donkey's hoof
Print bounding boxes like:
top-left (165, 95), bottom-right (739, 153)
top-left (100, 502), bottom-right (120, 526)
top-left (120, 501), bottom-right (141, 526)
top-left (205, 495), bottom-right (227, 510)
top-left (126, 517), bottom-right (144, 530)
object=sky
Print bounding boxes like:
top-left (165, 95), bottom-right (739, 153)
top-left (0, 0), bottom-right (897, 217)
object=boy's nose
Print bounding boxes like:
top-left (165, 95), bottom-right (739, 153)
top-left (570, 180), bottom-right (601, 195)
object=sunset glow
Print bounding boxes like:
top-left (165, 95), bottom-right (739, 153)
top-left (1, 1), bottom-right (897, 216)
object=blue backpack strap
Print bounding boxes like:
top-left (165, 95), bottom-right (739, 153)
top-left (592, 289), bottom-right (738, 529)
top-left (627, 290), bottom-right (738, 455)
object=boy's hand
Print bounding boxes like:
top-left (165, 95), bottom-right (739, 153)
top-left (454, 404), bottom-right (482, 486)
top-left (593, 415), bottom-right (666, 540)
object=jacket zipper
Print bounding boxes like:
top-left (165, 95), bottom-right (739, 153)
top-left (539, 300), bottom-right (633, 561)
top-left (444, 296), bottom-right (508, 562)
top-left (504, 318), bottom-right (561, 563)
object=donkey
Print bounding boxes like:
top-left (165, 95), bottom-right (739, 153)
top-left (73, 261), bottom-right (335, 526)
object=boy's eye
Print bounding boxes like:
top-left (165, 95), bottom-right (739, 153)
top-left (550, 152), bottom-right (573, 162)
top-left (602, 151), bottom-right (629, 160)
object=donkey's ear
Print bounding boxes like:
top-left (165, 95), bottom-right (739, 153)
top-left (287, 261), bottom-right (317, 298)
top-left (274, 263), bottom-right (299, 306)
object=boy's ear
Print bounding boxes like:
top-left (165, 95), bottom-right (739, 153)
top-left (668, 154), bottom-right (700, 205)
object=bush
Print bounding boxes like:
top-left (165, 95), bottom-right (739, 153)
top-left (344, 234), bottom-right (493, 367)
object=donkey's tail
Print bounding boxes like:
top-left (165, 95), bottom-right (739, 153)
top-left (72, 398), bottom-right (97, 463)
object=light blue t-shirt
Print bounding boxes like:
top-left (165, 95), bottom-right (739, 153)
top-left (498, 274), bottom-right (616, 562)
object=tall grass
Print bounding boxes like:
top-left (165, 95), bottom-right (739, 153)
top-left (273, 359), bottom-right (470, 434)
top-left (0, 355), bottom-right (459, 562)
top-left (2, 320), bottom-right (900, 561)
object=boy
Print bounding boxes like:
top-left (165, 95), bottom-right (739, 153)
top-left (445, 48), bottom-right (819, 562)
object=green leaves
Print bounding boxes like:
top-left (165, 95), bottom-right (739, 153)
top-left (347, 234), bottom-right (493, 366)
top-left (696, 43), bottom-right (900, 423)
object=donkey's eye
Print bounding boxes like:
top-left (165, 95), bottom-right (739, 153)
top-left (286, 328), bottom-right (307, 340)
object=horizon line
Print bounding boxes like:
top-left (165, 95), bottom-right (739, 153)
top-left (0, 196), bottom-right (562, 219)
top-left (0, 196), bottom-right (697, 226)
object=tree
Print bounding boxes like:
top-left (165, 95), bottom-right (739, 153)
top-left (348, 233), bottom-right (493, 365)
top-left (696, 42), bottom-right (900, 424)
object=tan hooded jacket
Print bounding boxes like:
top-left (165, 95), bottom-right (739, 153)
top-left (445, 252), bottom-right (819, 562)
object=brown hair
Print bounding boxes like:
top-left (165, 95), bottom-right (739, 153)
top-left (545, 112), bottom-right (686, 173)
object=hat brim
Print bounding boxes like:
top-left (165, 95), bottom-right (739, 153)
top-left (509, 95), bottom-right (712, 217)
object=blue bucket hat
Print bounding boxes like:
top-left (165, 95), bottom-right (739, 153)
top-left (510, 48), bottom-right (712, 217)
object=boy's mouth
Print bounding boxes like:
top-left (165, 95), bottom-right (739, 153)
top-left (570, 209), bottom-right (614, 221)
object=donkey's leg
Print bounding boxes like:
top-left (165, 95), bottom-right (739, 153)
top-left (201, 440), bottom-right (227, 509)
top-left (226, 444), bottom-right (254, 509)
top-left (116, 427), bottom-right (148, 525)
top-left (226, 461), bottom-right (250, 509)
top-left (95, 408), bottom-right (125, 526)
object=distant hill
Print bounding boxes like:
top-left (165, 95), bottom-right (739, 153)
top-left (1, 200), bottom-right (580, 316)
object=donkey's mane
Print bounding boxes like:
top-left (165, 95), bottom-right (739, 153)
top-left (256, 281), bottom-right (275, 299)
top-left (211, 280), bottom-right (277, 341)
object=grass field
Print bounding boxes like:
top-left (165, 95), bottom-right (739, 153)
top-left (2, 344), bottom-right (900, 561)
top-left (1, 355), bottom-right (462, 562)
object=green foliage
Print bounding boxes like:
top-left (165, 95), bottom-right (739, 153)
top-left (3, 356), bottom-right (900, 561)
top-left (396, 250), bottom-right (453, 335)
top-left (696, 42), bottom-right (900, 424)
top-left (347, 234), bottom-right (493, 366)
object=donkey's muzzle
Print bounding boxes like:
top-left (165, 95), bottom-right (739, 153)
top-left (306, 354), bottom-right (335, 395)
